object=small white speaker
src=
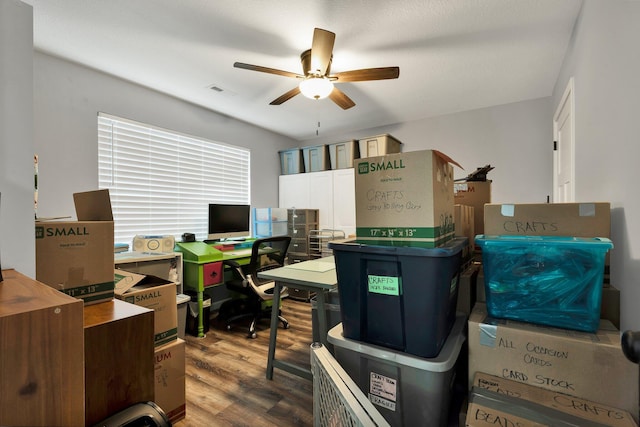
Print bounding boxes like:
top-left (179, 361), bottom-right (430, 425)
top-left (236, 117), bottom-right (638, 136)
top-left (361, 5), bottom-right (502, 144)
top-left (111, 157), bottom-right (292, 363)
top-left (132, 235), bottom-right (176, 253)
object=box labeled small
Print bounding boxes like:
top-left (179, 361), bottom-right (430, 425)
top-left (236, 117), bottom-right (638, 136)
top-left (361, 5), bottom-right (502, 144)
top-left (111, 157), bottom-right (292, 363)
top-left (355, 149), bottom-right (461, 248)
top-left (35, 189), bottom-right (114, 305)
top-left (115, 269), bottom-right (178, 347)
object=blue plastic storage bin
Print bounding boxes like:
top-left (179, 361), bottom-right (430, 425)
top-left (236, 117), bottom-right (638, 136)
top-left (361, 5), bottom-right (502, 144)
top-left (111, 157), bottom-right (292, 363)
top-left (475, 235), bottom-right (613, 332)
top-left (328, 237), bottom-right (466, 358)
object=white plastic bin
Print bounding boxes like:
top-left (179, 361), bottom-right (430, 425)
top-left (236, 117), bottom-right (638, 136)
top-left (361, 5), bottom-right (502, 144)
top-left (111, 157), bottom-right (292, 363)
top-left (327, 314), bottom-right (466, 427)
top-left (328, 140), bottom-right (359, 169)
top-left (279, 148), bottom-right (304, 174)
top-left (176, 293), bottom-right (191, 339)
top-left (358, 134), bottom-right (402, 158)
top-left (302, 144), bottom-right (330, 172)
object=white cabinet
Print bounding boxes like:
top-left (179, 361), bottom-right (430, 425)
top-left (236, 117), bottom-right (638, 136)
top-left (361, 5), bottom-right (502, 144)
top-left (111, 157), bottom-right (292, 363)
top-left (279, 169), bottom-right (355, 237)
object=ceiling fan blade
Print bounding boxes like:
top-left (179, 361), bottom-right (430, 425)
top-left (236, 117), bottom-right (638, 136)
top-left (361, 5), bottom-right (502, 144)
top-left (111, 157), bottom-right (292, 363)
top-left (270, 86), bottom-right (301, 105)
top-left (234, 62), bottom-right (302, 79)
top-left (311, 28), bottom-right (335, 76)
top-left (331, 67), bottom-right (400, 82)
top-left (328, 87), bottom-right (355, 110)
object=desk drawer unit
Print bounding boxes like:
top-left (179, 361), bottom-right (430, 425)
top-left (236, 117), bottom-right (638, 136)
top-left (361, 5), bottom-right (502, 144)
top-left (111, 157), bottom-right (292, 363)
top-left (289, 238), bottom-right (309, 256)
top-left (288, 209), bottom-right (318, 224)
top-left (203, 261), bottom-right (223, 287)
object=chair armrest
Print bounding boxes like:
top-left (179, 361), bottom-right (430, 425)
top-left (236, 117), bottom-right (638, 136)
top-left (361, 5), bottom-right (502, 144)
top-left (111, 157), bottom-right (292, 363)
top-left (223, 259), bottom-right (242, 269)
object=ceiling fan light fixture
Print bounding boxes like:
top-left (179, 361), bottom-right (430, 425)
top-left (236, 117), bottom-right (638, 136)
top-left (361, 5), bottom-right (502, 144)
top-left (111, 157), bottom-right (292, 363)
top-left (299, 77), bottom-right (334, 100)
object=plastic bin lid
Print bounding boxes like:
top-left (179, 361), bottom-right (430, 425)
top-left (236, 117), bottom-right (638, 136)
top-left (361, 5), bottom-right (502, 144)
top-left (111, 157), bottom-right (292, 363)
top-left (176, 293), bottom-right (191, 304)
top-left (475, 235), bottom-right (613, 250)
top-left (328, 237), bottom-right (467, 257)
top-left (327, 314), bottom-right (466, 371)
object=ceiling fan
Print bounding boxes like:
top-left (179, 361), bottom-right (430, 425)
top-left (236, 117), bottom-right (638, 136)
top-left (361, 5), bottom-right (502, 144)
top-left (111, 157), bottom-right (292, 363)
top-left (234, 28), bottom-right (400, 110)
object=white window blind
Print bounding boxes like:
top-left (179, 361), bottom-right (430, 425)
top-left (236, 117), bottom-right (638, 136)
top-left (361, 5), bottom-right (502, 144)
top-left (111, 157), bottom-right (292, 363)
top-left (98, 113), bottom-right (250, 245)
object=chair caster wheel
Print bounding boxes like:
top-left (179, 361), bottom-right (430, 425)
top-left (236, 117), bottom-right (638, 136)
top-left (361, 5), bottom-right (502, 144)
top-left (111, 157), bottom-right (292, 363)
top-left (283, 322), bottom-right (290, 329)
top-left (249, 332), bottom-right (257, 339)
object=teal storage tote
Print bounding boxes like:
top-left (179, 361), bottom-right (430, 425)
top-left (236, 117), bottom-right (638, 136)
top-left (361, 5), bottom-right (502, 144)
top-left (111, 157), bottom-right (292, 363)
top-left (475, 235), bottom-right (613, 332)
top-left (328, 237), bottom-right (466, 358)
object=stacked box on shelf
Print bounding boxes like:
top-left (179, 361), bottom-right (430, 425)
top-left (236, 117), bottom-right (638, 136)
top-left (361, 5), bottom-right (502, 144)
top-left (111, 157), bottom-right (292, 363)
top-left (358, 134), bottom-right (402, 158)
top-left (467, 303), bottom-right (639, 420)
top-left (301, 144), bottom-right (330, 172)
top-left (454, 204), bottom-right (475, 266)
top-left (328, 139), bottom-right (359, 169)
top-left (466, 372), bottom-right (638, 427)
top-left (35, 189), bottom-right (115, 305)
top-left (114, 269), bottom-right (179, 347)
top-left (454, 181), bottom-right (491, 241)
top-left (278, 148), bottom-right (304, 174)
top-left (354, 149), bottom-right (461, 248)
top-left (154, 338), bottom-right (186, 424)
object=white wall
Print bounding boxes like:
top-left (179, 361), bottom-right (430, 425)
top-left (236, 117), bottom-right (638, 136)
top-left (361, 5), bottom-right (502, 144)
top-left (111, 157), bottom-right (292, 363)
top-left (33, 53), bottom-right (297, 219)
top-left (553, 0), bottom-right (640, 332)
top-left (303, 97), bottom-right (553, 204)
top-left (0, 0), bottom-right (34, 276)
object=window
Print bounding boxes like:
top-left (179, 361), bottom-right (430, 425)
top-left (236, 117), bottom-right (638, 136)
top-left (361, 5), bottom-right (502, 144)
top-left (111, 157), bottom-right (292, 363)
top-left (98, 113), bottom-right (250, 245)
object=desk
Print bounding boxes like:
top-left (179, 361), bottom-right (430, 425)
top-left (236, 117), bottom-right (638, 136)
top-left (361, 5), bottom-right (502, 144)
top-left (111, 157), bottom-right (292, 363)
top-left (177, 241), bottom-right (256, 337)
top-left (258, 256), bottom-right (337, 380)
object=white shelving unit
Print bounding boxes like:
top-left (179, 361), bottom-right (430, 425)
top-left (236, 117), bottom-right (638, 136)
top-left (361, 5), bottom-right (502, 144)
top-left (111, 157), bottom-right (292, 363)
top-left (114, 251), bottom-right (184, 294)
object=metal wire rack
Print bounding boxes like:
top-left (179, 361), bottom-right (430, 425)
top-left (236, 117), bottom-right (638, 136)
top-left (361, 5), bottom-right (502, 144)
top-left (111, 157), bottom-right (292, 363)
top-left (310, 343), bottom-right (390, 427)
top-left (309, 229), bottom-right (346, 259)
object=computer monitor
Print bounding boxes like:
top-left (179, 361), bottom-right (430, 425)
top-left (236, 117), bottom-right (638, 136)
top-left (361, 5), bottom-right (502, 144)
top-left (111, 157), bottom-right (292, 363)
top-left (207, 203), bottom-right (251, 241)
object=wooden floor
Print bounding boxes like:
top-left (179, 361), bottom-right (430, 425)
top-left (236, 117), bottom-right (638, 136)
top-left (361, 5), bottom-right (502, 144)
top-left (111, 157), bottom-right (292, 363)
top-left (173, 297), bottom-right (315, 427)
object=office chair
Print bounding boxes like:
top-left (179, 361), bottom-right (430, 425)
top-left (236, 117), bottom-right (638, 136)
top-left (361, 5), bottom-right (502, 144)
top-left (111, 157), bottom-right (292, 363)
top-left (218, 236), bottom-right (291, 338)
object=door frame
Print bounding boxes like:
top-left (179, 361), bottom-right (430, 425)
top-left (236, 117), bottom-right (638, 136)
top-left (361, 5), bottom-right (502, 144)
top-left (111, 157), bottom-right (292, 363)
top-left (553, 77), bottom-right (575, 202)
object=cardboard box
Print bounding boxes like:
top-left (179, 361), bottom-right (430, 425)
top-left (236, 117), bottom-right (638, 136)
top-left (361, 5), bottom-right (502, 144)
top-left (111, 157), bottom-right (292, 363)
top-left (454, 204), bottom-right (475, 261)
top-left (35, 189), bottom-right (115, 304)
top-left (114, 269), bottom-right (178, 347)
top-left (354, 149), bottom-right (461, 247)
top-left (468, 303), bottom-right (639, 418)
top-left (602, 283), bottom-right (621, 329)
top-left (454, 181), bottom-right (491, 236)
top-left (467, 372), bottom-right (638, 427)
top-left (154, 338), bottom-right (186, 424)
top-left (484, 202), bottom-right (613, 280)
top-left (483, 202), bottom-right (610, 237)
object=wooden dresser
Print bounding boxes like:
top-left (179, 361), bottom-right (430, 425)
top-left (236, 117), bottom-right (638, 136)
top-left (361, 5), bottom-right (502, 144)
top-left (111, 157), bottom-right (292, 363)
top-left (1, 269), bottom-right (85, 426)
top-left (84, 298), bottom-right (155, 426)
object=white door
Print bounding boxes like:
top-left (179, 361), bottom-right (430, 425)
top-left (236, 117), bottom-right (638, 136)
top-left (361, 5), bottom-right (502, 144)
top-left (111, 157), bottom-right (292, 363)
top-left (553, 77), bottom-right (575, 202)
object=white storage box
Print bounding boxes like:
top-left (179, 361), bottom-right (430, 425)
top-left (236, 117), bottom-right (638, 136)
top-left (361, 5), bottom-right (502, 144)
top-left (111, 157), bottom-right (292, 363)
top-left (358, 134), bottom-right (402, 158)
top-left (302, 144), bottom-right (330, 172)
top-left (327, 314), bottom-right (466, 427)
top-left (328, 140), bottom-right (359, 169)
top-left (279, 148), bottom-right (304, 174)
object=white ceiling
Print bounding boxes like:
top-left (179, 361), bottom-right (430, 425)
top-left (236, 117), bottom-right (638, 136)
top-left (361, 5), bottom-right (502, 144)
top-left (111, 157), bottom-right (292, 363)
top-left (24, 0), bottom-right (583, 141)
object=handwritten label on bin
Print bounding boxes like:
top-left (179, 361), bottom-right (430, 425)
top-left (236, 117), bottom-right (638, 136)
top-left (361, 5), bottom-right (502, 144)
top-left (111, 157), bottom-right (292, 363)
top-left (368, 275), bottom-right (401, 296)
